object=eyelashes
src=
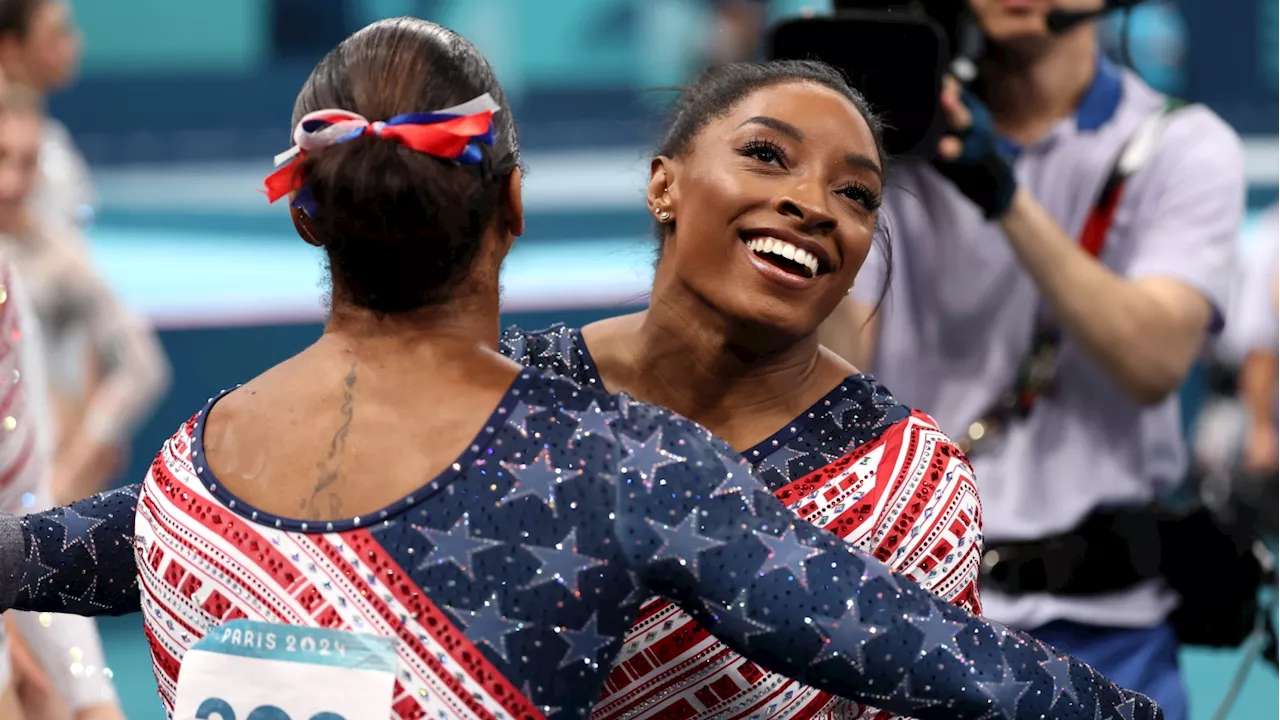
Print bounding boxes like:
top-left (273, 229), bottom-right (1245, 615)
top-left (738, 138), bottom-right (787, 166)
top-left (838, 182), bottom-right (883, 211)
top-left (735, 137), bottom-right (882, 211)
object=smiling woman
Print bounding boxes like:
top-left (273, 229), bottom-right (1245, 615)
top-left (644, 62), bottom-right (889, 336)
top-left (499, 60), bottom-right (986, 720)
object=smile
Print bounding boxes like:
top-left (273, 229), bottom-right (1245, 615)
top-left (742, 235), bottom-right (826, 278)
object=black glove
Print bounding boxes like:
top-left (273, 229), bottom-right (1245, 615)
top-left (931, 91), bottom-right (1018, 220)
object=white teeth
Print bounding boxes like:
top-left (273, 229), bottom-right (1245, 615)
top-left (745, 237), bottom-right (820, 277)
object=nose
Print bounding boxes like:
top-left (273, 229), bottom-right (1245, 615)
top-left (776, 181), bottom-right (836, 234)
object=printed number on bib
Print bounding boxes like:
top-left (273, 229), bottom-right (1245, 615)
top-left (171, 620), bottom-right (396, 720)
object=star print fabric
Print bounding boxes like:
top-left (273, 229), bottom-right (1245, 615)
top-left (0, 485), bottom-right (142, 616)
top-left (610, 407), bottom-right (1154, 720)
top-left (502, 324), bottom-right (986, 720)
top-left (0, 368), bottom-right (1160, 719)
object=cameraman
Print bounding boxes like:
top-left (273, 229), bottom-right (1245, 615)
top-left (821, 1), bottom-right (1245, 717)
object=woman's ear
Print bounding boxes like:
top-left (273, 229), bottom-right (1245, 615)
top-left (647, 156), bottom-right (677, 224)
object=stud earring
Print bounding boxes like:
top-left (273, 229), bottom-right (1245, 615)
top-left (656, 209), bottom-right (672, 222)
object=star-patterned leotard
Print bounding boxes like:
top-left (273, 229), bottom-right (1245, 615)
top-left (0, 369), bottom-right (1158, 720)
top-left (501, 324), bottom-right (983, 720)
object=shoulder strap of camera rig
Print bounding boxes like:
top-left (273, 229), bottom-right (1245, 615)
top-left (958, 97), bottom-right (1189, 455)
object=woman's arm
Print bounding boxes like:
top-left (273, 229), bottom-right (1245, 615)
top-left (46, 228), bottom-right (171, 503)
top-left (7, 493), bottom-right (125, 715)
top-left (613, 402), bottom-right (1160, 720)
top-left (0, 486), bottom-right (142, 616)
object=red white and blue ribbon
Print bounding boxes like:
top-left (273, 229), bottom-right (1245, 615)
top-left (263, 93), bottom-right (501, 204)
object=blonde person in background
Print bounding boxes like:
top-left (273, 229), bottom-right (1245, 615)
top-left (0, 0), bottom-right (169, 506)
top-left (0, 250), bottom-right (125, 720)
top-left (0, 58), bottom-right (128, 720)
top-left (0, 127), bottom-right (123, 720)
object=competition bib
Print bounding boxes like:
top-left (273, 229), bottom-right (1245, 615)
top-left (171, 620), bottom-right (397, 720)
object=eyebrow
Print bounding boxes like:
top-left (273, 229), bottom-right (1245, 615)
top-left (736, 115), bottom-right (804, 141)
top-left (845, 152), bottom-right (883, 179)
top-left (737, 115), bottom-right (883, 178)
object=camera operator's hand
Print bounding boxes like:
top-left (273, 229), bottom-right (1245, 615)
top-left (932, 76), bottom-right (1018, 220)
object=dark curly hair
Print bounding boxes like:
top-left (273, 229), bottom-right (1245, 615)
top-left (291, 17), bottom-right (520, 313)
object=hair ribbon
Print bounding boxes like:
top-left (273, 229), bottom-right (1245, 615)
top-left (263, 93), bottom-right (501, 205)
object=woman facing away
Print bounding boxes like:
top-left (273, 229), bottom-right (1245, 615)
top-left (0, 6), bottom-right (170, 508)
top-left (500, 60), bottom-right (981, 720)
top-left (0, 247), bottom-right (122, 720)
top-left (0, 18), bottom-right (1159, 720)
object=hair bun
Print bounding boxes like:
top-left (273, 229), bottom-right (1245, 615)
top-left (288, 17), bottom-right (520, 313)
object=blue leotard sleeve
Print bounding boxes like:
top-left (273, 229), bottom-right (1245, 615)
top-left (0, 395), bottom-right (1163, 720)
top-left (611, 399), bottom-right (1160, 720)
top-left (0, 485), bottom-right (142, 615)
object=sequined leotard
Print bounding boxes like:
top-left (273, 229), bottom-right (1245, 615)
top-left (0, 255), bottom-right (119, 709)
top-left (501, 325), bottom-right (982, 720)
top-left (0, 369), bottom-right (1158, 720)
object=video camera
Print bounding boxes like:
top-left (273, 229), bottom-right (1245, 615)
top-left (766, 0), bottom-right (1147, 157)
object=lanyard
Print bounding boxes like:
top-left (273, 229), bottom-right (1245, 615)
top-left (958, 99), bottom-right (1187, 456)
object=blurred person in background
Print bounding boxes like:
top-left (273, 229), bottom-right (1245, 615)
top-left (0, 96), bottom-right (122, 720)
top-left (1232, 205), bottom-right (1279, 476)
top-left (820, 1), bottom-right (1245, 717)
top-left (0, 0), bottom-right (169, 507)
top-left (0, 0), bottom-right (90, 229)
top-left (0, 22), bottom-right (165, 712)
